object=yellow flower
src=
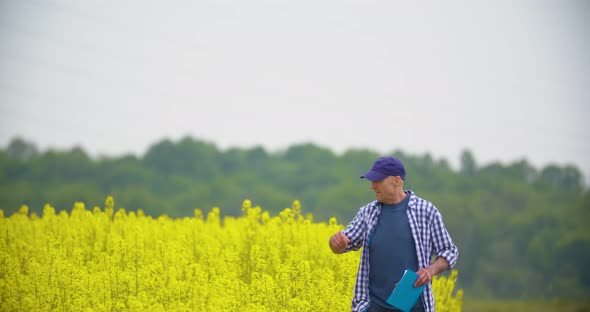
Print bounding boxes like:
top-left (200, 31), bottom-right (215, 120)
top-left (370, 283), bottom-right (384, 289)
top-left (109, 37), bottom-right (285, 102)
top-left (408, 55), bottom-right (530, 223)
top-left (242, 199), bottom-right (252, 214)
top-left (18, 204), bottom-right (29, 216)
top-left (292, 200), bottom-right (301, 215)
top-left (2, 196), bottom-right (462, 312)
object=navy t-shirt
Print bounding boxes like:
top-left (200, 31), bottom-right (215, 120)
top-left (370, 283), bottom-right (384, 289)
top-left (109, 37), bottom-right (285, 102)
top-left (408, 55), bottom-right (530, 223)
top-left (368, 192), bottom-right (423, 310)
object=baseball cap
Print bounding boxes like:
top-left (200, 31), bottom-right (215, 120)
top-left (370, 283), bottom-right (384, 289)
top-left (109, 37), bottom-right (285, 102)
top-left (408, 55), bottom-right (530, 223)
top-left (360, 156), bottom-right (406, 182)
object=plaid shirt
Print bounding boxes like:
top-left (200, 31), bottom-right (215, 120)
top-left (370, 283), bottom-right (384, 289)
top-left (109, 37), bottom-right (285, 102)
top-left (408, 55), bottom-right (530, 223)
top-left (342, 191), bottom-right (459, 312)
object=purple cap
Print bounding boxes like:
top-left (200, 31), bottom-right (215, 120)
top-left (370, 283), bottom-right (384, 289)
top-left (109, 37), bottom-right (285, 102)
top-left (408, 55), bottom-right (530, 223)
top-left (360, 157), bottom-right (406, 182)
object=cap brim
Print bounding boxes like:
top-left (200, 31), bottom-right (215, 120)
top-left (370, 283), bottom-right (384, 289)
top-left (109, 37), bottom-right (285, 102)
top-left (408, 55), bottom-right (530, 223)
top-left (360, 170), bottom-right (388, 182)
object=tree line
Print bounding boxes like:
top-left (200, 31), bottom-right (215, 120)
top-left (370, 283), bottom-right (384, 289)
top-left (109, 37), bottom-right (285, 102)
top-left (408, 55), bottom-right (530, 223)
top-left (0, 136), bottom-right (588, 300)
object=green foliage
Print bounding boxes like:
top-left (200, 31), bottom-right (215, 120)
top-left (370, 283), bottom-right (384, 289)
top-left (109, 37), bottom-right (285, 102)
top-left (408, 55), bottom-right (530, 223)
top-left (463, 299), bottom-right (590, 312)
top-left (0, 136), bottom-right (588, 301)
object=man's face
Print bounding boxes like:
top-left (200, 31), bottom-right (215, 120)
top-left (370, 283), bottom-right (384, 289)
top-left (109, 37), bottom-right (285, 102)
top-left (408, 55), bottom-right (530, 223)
top-left (370, 176), bottom-right (398, 203)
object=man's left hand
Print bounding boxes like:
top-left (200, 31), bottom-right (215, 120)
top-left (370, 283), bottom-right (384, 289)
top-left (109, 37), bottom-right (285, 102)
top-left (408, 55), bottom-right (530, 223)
top-left (414, 267), bottom-right (433, 287)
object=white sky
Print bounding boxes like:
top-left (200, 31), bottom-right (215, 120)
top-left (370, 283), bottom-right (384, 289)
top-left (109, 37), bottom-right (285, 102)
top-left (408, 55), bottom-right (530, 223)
top-left (1, 0), bottom-right (589, 181)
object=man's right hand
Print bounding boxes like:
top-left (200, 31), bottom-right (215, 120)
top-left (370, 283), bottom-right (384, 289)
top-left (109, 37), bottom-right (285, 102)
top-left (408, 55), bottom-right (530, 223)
top-left (329, 231), bottom-right (350, 254)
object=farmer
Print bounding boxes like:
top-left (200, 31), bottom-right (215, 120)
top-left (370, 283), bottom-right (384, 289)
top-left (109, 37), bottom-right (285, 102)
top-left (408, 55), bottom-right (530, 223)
top-left (329, 156), bottom-right (459, 312)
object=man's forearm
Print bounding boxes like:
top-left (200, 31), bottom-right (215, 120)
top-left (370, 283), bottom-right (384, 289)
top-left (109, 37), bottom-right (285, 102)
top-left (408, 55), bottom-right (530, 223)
top-left (427, 256), bottom-right (450, 276)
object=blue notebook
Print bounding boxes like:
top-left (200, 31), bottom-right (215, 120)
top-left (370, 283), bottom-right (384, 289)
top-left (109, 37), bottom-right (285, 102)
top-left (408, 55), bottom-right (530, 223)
top-left (386, 270), bottom-right (426, 312)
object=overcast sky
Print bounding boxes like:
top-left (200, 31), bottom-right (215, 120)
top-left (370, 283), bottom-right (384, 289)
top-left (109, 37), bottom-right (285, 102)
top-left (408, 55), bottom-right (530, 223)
top-left (1, 0), bottom-right (588, 181)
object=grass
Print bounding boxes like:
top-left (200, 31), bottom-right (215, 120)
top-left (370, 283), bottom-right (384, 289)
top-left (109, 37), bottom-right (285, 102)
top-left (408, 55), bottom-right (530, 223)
top-left (463, 299), bottom-right (590, 312)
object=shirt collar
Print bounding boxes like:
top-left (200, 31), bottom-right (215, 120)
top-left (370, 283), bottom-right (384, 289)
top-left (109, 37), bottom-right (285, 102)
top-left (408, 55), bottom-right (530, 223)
top-left (406, 190), bottom-right (417, 209)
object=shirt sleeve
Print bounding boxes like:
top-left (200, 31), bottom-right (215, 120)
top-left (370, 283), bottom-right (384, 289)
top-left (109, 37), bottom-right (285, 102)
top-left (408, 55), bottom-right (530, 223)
top-left (342, 205), bottom-right (367, 252)
top-left (431, 209), bottom-right (459, 268)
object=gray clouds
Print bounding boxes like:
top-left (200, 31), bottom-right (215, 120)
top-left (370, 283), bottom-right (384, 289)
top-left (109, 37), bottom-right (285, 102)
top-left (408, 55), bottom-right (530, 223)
top-left (1, 0), bottom-right (588, 180)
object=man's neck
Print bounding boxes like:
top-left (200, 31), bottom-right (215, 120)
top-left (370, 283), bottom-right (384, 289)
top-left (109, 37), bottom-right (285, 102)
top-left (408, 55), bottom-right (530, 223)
top-left (382, 190), bottom-right (407, 205)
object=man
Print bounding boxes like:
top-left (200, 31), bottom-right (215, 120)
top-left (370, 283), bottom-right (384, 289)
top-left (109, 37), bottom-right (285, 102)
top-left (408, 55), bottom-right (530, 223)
top-left (329, 156), bottom-right (458, 312)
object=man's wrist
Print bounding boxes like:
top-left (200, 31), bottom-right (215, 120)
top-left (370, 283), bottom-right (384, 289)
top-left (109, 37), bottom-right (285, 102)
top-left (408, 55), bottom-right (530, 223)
top-left (426, 266), bottom-right (436, 277)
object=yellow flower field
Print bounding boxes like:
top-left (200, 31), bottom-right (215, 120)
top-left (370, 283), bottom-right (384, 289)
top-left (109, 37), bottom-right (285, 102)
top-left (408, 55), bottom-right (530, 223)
top-left (0, 197), bottom-right (462, 311)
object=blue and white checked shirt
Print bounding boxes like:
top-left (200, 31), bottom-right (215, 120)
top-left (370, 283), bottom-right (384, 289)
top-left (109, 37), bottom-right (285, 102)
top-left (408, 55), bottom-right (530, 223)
top-left (342, 191), bottom-right (459, 312)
